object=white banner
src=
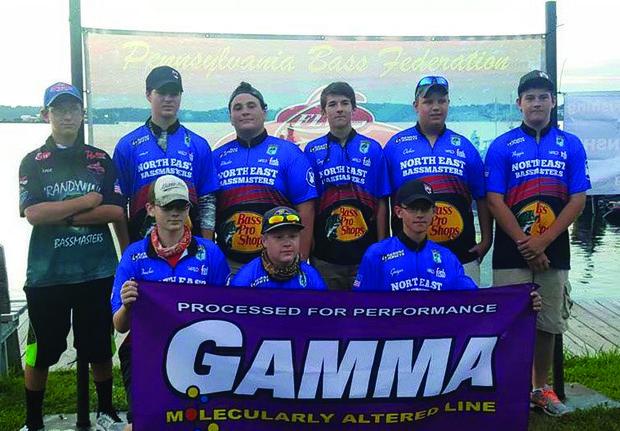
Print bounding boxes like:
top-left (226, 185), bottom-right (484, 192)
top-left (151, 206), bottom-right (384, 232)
top-left (564, 92), bottom-right (620, 195)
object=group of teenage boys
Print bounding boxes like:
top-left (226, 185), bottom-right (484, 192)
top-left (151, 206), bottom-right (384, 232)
top-left (18, 65), bottom-right (589, 430)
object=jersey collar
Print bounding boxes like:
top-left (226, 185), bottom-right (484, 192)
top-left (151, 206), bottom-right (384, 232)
top-left (237, 129), bottom-right (268, 148)
top-left (520, 121), bottom-right (552, 138)
top-left (43, 134), bottom-right (83, 152)
top-left (326, 128), bottom-right (357, 146)
top-left (415, 123), bottom-right (447, 142)
top-left (146, 117), bottom-right (181, 138)
top-left (397, 231), bottom-right (428, 252)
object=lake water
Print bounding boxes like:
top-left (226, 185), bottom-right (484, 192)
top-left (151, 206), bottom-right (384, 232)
top-left (1, 122), bottom-right (618, 300)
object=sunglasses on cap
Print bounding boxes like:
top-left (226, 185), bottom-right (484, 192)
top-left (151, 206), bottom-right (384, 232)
top-left (268, 214), bottom-right (300, 224)
top-left (415, 76), bottom-right (449, 93)
top-left (158, 201), bottom-right (191, 211)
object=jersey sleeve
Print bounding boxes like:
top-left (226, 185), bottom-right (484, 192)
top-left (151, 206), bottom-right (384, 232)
top-left (375, 147), bottom-right (392, 198)
top-left (111, 247), bottom-right (137, 314)
top-left (193, 134), bottom-right (220, 197)
top-left (484, 139), bottom-right (508, 195)
top-left (382, 138), bottom-right (400, 195)
top-left (207, 242), bottom-right (231, 285)
top-left (566, 136), bottom-right (592, 195)
top-left (18, 155), bottom-right (44, 217)
top-left (353, 247), bottom-right (381, 291)
top-left (285, 145), bottom-right (318, 204)
top-left (465, 142), bottom-right (486, 200)
top-left (112, 140), bottom-right (132, 203)
top-left (303, 143), bottom-right (323, 196)
top-left (101, 153), bottom-right (125, 207)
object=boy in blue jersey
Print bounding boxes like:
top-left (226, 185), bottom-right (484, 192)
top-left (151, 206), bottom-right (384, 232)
top-left (485, 71), bottom-right (590, 416)
top-left (354, 179), bottom-right (477, 292)
top-left (384, 76), bottom-right (492, 284)
top-left (230, 207), bottom-right (327, 290)
top-left (111, 175), bottom-right (229, 430)
top-left (214, 82), bottom-right (317, 274)
top-left (113, 66), bottom-right (219, 244)
top-left (305, 82), bottom-right (391, 290)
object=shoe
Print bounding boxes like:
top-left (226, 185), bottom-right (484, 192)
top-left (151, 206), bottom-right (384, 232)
top-left (530, 385), bottom-right (572, 416)
top-left (19, 426), bottom-right (44, 431)
top-left (96, 411), bottom-right (125, 431)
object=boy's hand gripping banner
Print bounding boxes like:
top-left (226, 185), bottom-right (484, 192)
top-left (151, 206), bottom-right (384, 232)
top-left (132, 283), bottom-right (536, 430)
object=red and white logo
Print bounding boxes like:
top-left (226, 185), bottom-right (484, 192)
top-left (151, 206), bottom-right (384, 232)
top-left (34, 151), bottom-right (51, 161)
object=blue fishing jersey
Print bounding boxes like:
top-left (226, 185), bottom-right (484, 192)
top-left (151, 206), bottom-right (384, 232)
top-left (229, 257), bottom-right (327, 290)
top-left (111, 236), bottom-right (229, 314)
top-left (384, 125), bottom-right (486, 263)
top-left (213, 131), bottom-right (317, 263)
top-left (485, 123), bottom-right (591, 269)
top-left (305, 130), bottom-right (391, 265)
top-left (353, 233), bottom-right (477, 292)
top-left (113, 120), bottom-right (219, 241)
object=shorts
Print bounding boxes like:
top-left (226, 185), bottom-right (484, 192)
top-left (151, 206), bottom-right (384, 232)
top-left (24, 277), bottom-right (114, 368)
top-left (119, 341), bottom-right (133, 423)
top-left (493, 268), bottom-right (572, 334)
top-left (463, 260), bottom-right (481, 286)
top-left (310, 256), bottom-right (358, 291)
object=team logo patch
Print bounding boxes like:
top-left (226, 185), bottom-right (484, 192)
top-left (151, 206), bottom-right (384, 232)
top-left (359, 141), bottom-right (370, 154)
top-left (517, 201), bottom-right (556, 236)
top-left (428, 202), bottom-right (464, 242)
top-left (267, 144), bottom-right (278, 156)
top-left (196, 245), bottom-right (206, 261)
top-left (298, 271), bottom-right (308, 288)
top-left (325, 205), bottom-right (368, 242)
top-left (451, 136), bottom-right (461, 147)
top-left (424, 183), bottom-right (433, 194)
top-left (306, 168), bottom-right (315, 187)
top-left (556, 136), bottom-right (564, 147)
top-left (432, 249), bottom-right (442, 264)
top-left (85, 150), bottom-right (106, 160)
top-left (225, 212), bottom-right (263, 253)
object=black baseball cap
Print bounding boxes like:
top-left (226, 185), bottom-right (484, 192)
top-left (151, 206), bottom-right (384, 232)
top-left (517, 70), bottom-right (554, 96)
top-left (395, 179), bottom-right (434, 206)
top-left (262, 206), bottom-right (304, 234)
top-left (146, 66), bottom-right (183, 92)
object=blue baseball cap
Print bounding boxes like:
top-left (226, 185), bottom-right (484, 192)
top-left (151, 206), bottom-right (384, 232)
top-left (43, 82), bottom-right (82, 108)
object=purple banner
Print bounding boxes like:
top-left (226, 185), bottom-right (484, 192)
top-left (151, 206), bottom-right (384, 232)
top-left (132, 283), bottom-right (536, 431)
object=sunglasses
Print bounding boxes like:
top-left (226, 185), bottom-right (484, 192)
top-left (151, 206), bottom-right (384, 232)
top-left (268, 214), bottom-right (300, 224)
top-left (159, 201), bottom-right (190, 211)
top-left (415, 76), bottom-right (449, 93)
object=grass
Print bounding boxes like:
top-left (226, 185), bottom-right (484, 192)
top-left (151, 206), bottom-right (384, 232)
top-left (0, 367), bottom-right (128, 431)
top-left (1, 351), bottom-right (619, 430)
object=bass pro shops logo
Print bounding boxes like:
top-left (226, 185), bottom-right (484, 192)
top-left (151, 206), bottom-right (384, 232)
top-left (223, 212), bottom-right (263, 253)
top-left (517, 201), bottom-right (556, 236)
top-left (325, 205), bottom-right (368, 242)
top-left (216, 87), bottom-right (400, 148)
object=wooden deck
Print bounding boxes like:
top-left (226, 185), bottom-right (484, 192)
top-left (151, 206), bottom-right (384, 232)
top-left (564, 298), bottom-right (620, 356)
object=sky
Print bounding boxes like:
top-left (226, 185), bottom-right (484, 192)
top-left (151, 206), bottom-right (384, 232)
top-left (1, 0), bottom-right (619, 107)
